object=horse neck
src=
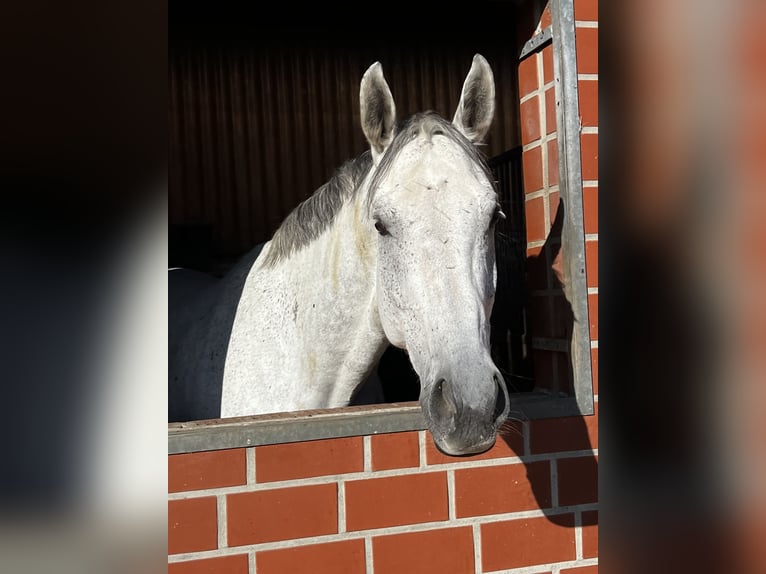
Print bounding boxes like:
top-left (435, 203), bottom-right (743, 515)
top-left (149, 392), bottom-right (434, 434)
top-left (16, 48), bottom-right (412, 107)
top-left (300, 184), bottom-right (379, 329)
top-left (259, 183), bottom-right (386, 401)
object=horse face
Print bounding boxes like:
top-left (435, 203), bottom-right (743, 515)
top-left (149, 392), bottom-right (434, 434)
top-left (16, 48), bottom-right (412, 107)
top-left (361, 56), bottom-right (510, 455)
top-left (370, 134), bottom-right (509, 455)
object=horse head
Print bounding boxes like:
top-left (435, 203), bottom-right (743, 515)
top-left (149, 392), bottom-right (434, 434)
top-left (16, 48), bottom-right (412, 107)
top-left (360, 54), bottom-right (510, 455)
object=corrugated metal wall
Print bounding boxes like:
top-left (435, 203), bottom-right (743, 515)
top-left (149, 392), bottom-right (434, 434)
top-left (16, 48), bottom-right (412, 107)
top-left (169, 41), bottom-right (521, 265)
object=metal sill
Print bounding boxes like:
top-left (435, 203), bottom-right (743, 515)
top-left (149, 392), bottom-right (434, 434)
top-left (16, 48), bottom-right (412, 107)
top-left (168, 392), bottom-right (593, 454)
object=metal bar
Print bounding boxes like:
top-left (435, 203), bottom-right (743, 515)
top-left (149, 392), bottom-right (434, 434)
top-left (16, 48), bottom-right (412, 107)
top-left (530, 337), bottom-right (570, 353)
top-left (168, 388), bottom-right (588, 454)
top-left (513, 395), bottom-right (584, 419)
top-left (551, 0), bottom-right (595, 417)
top-left (169, 403), bottom-right (427, 454)
top-left (519, 26), bottom-right (553, 60)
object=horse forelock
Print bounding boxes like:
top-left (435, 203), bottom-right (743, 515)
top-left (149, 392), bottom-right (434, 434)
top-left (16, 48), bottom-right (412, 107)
top-left (367, 112), bottom-right (496, 209)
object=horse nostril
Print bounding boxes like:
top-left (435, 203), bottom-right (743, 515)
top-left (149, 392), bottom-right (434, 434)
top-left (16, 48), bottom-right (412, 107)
top-left (493, 375), bottom-right (508, 421)
top-left (434, 378), bottom-right (457, 418)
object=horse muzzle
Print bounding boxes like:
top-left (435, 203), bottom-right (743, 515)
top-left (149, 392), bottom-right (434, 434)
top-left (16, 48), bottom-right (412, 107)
top-left (422, 371), bottom-right (509, 456)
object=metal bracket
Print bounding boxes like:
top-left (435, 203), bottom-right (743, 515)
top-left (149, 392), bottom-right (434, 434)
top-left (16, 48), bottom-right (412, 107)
top-left (519, 26), bottom-right (553, 60)
top-left (530, 337), bottom-right (571, 353)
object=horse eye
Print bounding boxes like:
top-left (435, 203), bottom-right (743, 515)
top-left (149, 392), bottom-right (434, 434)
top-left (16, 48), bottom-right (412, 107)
top-left (374, 220), bottom-right (389, 236)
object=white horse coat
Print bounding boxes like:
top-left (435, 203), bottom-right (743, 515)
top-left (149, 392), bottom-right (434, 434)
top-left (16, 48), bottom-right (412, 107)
top-left (170, 55), bottom-right (510, 455)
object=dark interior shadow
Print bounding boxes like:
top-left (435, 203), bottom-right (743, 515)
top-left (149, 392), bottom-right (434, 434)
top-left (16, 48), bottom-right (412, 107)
top-left (490, 146), bottom-right (536, 394)
top-left (169, 223), bottom-right (213, 273)
top-left (168, 243), bottom-right (265, 422)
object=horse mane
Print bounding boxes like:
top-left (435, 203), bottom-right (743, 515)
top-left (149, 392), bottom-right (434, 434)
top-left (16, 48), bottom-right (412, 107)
top-left (262, 111), bottom-right (494, 267)
top-left (261, 152), bottom-right (373, 267)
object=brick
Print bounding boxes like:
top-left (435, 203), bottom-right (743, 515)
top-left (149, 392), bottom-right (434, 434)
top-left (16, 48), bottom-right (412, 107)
top-left (168, 497), bottom-right (218, 555)
top-left (169, 555), bottom-right (249, 574)
top-left (373, 527), bottom-right (474, 574)
top-left (527, 244), bottom-right (543, 259)
top-left (549, 191), bottom-right (560, 223)
top-left (498, 418), bottom-right (527, 450)
top-left (455, 461), bottom-right (550, 517)
top-left (520, 95), bottom-right (541, 145)
top-left (523, 145), bottom-right (544, 193)
top-left (255, 437), bottom-right (363, 482)
top-left (591, 347), bottom-right (599, 394)
top-left (169, 449), bottom-right (246, 493)
top-left (530, 404), bottom-right (598, 454)
top-left (585, 240), bottom-right (598, 288)
top-left (541, 5), bottom-right (552, 29)
top-left (227, 483), bottom-right (337, 546)
top-left (581, 133), bottom-right (599, 181)
top-left (588, 293), bottom-right (598, 340)
top-left (574, 0), bottom-right (599, 22)
top-left (558, 456), bottom-right (598, 506)
top-left (582, 510), bottom-right (599, 557)
top-left (561, 567), bottom-right (598, 574)
top-left (345, 472), bottom-right (447, 531)
top-left (481, 516), bottom-right (576, 571)
top-left (548, 138), bottom-right (559, 186)
top-left (256, 539), bottom-right (365, 574)
top-left (543, 44), bottom-right (554, 84)
top-left (545, 87), bottom-right (557, 135)
top-left (425, 425), bottom-right (523, 464)
top-left (583, 186), bottom-right (598, 232)
top-left (550, 247), bottom-right (565, 290)
top-left (525, 195), bottom-right (546, 243)
top-left (519, 55), bottom-right (539, 98)
top-left (371, 431), bottom-right (419, 471)
top-left (547, 208), bottom-right (563, 242)
top-left (576, 28), bottom-right (598, 74)
top-left (578, 80), bottom-right (598, 127)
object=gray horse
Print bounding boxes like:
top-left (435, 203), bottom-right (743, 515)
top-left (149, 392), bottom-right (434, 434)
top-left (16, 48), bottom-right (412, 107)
top-left (170, 55), bottom-right (509, 455)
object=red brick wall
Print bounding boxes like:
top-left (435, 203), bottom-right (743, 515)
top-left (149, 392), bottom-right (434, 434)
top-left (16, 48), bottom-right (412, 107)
top-left (170, 423), bottom-right (597, 574)
top-left (168, 2), bottom-right (598, 572)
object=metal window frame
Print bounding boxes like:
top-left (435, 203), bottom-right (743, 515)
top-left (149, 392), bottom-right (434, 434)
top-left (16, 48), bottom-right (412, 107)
top-left (550, 0), bottom-right (595, 418)
top-left (168, 0), bottom-right (594, 455)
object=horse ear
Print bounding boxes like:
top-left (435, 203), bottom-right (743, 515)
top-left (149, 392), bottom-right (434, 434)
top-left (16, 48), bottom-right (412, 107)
top-left (360, 62), bottom-right (396, 164)
top-left (453, 54), bottom-right (495, 143)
